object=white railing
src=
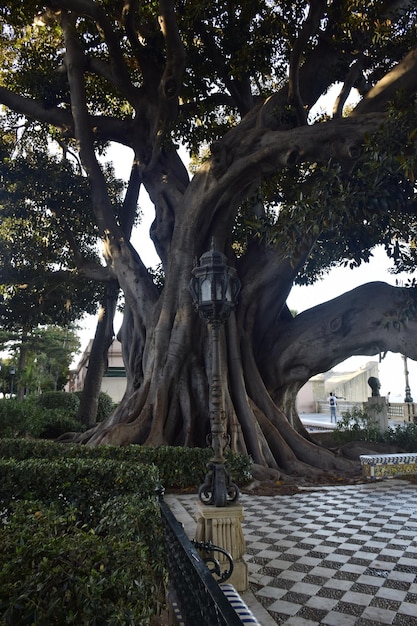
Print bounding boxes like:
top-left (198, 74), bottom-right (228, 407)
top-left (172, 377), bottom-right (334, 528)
top-left (316, 400), bottom-right (417, 422)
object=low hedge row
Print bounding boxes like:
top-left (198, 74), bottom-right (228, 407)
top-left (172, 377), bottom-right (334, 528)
top-left (0, 457), bottom-right (160, 520)
top-left (0, 498), bottom-right (165, 625)
top-left (0, 454), bottom-right (164, 625)
top-left (0, 439), bottom-right (253, 624)
top-left (0, 439), bottom-right (253, 487)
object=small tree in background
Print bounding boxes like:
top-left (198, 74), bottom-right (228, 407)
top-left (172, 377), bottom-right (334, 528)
top-left (0, 326), bottom-right (80, 396)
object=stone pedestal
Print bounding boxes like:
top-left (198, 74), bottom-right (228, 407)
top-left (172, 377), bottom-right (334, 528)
top-left (194, 502), bottom-right (248, 591)
top-left (367, 396), bottom-right (388, 433)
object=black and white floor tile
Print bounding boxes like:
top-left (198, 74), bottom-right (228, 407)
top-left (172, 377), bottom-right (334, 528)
top-left (172, 480), bottom-right (417, 625)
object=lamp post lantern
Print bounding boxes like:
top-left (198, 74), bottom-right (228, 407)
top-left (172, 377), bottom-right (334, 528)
top-left (189, 240), bottom-right (241, 507)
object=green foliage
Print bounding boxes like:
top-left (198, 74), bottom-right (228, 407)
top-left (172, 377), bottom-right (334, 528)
top-left (0, 399), bottom-right (31, 438)
top-left (0, 457), bottom-right (160, 518)
top-left (37, 390), bottom-right (80, 411)
top-left (0, 326), bottom-right (81, 395)
top-left (0, 437), bottom-right (164, 624)
top-left (96, 391), bottom-right (116, 421)
top-left (0, 145), bottom-right (120, 348)
top-left (383, 422), bottom-right (417, 452)
top-left (31, 411), bottom-right (85, 440)
top-left (333, 406), bottom-right (382, 444)
top-left (334, 407), bottom-right (417, 452)
top-left (0, 392), bottom-right (114, 439)
top-left (75, 390), bottom-right (115, 422)
top-left (0, 439), bottom-right (253, 487)
top-left (0, 396), bottom-right (84, 439)
top-left (0, 437), bottom-right (251, 624)
top-left (0, 505), bottom-right (163, 625)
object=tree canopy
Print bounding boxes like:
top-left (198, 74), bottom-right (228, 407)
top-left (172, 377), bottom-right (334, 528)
top-left (1, 0), bottom-right (417, 478)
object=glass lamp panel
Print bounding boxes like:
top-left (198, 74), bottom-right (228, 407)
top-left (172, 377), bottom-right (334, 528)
top-left (215, 276), bottom-right (225, 301)
top-left (201, 277), bottom-right (212, 302)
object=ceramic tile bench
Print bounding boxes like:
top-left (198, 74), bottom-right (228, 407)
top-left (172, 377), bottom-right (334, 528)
top-left (169, 584), bottom-right (260, 626)
top-left (360, 452), bottom-right (417, 479)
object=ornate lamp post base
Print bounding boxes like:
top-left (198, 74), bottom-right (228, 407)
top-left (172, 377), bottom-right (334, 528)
top-left (194, 500), bottom-right (248, 591)
top-left (198, 461), bottom-right (240, 507)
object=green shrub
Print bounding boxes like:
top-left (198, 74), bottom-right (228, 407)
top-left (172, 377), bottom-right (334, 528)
top-left (0, 457), bottom-right (160, 523)
top-left (0, 439), bottom-right (253, 487)
top-left (0, 399), bottom-right (33, 438)
top-left (0, 396), bottom-right (84, 440)
top-left (97, 391), bottom-right (115, 421)
top-left (36, 391), bottom-right (80, 412)
top-left (96, 495), bottom-right (165, 565)
top-left (0, 500), bottom-right (164, 625)
top-left (333, 406), bottom-right (383, 444)
top-left (29, 409), bottom-right (85, 439)
top-left (383, 421), bottom-right (417, 451)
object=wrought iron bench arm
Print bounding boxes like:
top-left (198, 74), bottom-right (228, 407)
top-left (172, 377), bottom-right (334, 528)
top-left (159, 495), bottom-right (245, 626)
top-left (192, 539), bottom-right (234, 582)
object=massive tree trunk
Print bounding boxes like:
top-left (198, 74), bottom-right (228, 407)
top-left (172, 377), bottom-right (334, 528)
top-left (69, 26), bottom-right (417, 478)
top-left (2, 1), bottom-right (417, 480)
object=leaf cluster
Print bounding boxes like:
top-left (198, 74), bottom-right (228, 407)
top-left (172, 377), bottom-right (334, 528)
top-left (0, 451), bottom-right (164, 625)
top-left (0, 145), bottom-right (125, 330)
top-left (234, 98), bottom-right (417, 284)
top-left (0, 391), bottom-right (115, 438)
top-left (0, 1), bottom-right (416, 298)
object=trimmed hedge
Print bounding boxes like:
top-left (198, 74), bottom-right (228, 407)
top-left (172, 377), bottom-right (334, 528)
top-left (0, 439), bottom-right (253, 487)
top-left (0, 439), bottom-right (252, 624)
top-left (0, 457), bottom-right (160, 521)
top-left (0, 499), bottom-right (165, 625)
top-left (0, 453), bottom-right (164, 625)
top-left (36, 391), bottom-right (80, 412)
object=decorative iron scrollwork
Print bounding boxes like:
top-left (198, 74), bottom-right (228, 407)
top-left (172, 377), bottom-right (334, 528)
top-left (192, 539), bottom-right (234, 582)
top-left (198, 461), bottom-right (240, 507)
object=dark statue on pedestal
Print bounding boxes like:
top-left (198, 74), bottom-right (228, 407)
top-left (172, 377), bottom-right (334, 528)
top-left (368, 376), bottom-right (381, 397)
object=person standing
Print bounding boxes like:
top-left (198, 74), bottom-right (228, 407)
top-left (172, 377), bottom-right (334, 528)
top-left (328, 392), bottom-right (337, 423)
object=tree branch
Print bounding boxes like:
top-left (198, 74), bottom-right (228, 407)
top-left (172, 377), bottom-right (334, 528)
top-left (333, 55), bottom-right (366, 118)
top-left (352, 44), bottom-right (417, 116)
top-left (0, 86), bottom-right (73, 133)
top-left (120, 158), bottom-right (141, 238)
top-left (194, 112), bottom-right (385, 231)
top-left (288, 0), bottom-right (328, 124)
top-left (261, 282), bottom-right (417, 395)
top-left (51, 0), bottom-right (140, 106)
top-left (0, 84), bottom-right (135, 147)
top-left (141, 0), bottom-right (186, 172)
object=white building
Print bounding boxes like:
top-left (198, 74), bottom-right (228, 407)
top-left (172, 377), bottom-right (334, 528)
top-left (296, 361), bottom-right (379, 413)
top-left (67, 339), bottom-right (126, 403)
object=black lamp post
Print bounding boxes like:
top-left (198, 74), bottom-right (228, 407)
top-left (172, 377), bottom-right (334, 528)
top-left (403, 355), bottom-right (413, 403)
top-left (189, 240), bottom-right (241, 507)
top-left (9, 366), bottom-right (16, 396)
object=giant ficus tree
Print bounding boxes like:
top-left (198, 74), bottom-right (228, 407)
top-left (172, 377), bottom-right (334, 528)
top-left (1, 0), bottom-right (417, 478)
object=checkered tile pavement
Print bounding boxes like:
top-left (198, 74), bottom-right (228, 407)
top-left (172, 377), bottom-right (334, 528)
top-left (173, 480), bottom-right (417, 625)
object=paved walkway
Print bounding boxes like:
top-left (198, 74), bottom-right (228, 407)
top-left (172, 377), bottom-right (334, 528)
top-left (166, 479), bottom-right (417, 625)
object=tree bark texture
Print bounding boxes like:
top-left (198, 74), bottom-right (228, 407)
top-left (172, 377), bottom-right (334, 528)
top-left (2, 2), bottom-right (417, 480)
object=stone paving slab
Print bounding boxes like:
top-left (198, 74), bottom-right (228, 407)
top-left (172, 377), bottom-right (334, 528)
top-left (169, 480), bottom-right (417, 625)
